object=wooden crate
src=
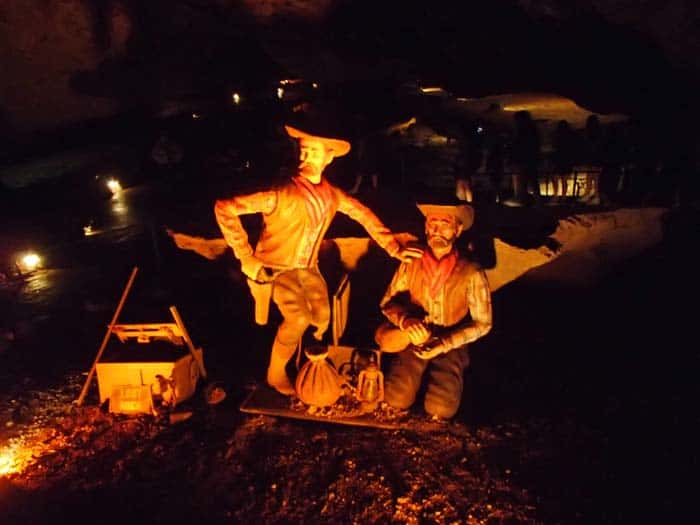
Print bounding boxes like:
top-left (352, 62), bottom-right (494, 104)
top-left (96, 323), bottom-right (202, 411)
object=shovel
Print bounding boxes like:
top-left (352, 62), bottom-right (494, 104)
top-left (169, 305), bottom-right (225, 405)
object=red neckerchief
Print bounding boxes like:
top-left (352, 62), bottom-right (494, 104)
top-left (421, 248), bottom-right (458, 296)
top-left (293, 176), bottom-right (334, 229)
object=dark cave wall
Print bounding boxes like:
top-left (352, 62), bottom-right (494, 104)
top-left (1, 0), bottom-right (698, 137)
top-left (0, 0), bottom-right (117, 134)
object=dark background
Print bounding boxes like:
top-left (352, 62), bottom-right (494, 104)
top-left (1, 0), bottom-right (699, 160)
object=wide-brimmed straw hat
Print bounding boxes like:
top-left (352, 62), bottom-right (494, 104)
top-left (284, 101), bottom-right (353, 157)
top-left (416, 201), bottom-right (474, 230)
top-left (284, 124), bottom-right (351, 157)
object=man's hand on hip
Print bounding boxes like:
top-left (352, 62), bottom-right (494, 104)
top-left (255, 267), bottom-right (275, 283)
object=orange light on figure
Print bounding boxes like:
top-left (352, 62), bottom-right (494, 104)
top-left (214, 109), bottom-right (422, 397)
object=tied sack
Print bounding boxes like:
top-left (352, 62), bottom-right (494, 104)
top-left (295, 346), bottom-right (344, 407)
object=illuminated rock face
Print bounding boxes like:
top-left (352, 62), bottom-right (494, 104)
top-left (522, 207), bottom-right (667, 287)
top-left (170, 208), bottom-right (669, 292)
top-left (0, 0), bottom-right (117, 134)
top-left (324, 208), bottom-right (668, 293)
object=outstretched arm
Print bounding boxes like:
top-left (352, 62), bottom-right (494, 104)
top-left (337, 191), bottom-right (422, 262)
top-left (214, 190), bottom-right (277, 280)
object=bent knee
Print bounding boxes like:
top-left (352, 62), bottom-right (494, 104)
top-left (424, 397), bottom-right (460, 419)
top-left (384, 388), bottom-right (416, 410)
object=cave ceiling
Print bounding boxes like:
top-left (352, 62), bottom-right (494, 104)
top-left (1, 0), bottom-right (698, 136)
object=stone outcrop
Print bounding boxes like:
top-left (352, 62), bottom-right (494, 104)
top-left (168, 207), bottom-right (669, 292)
top-left (522, 207), bottom-right (667, 287)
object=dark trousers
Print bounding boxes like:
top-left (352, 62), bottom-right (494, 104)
top-left (376, 322), bottom-right (469, 418)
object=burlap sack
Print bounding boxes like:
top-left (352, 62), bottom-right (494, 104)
top-left (295, 346), bottom-right (343, 407)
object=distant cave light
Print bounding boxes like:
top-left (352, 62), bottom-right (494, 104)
top-left (419, 86), bottom-right (446, 95)
top-left (232, 93), bottom-right (241, 105)
top-left (501, 96), bottom-right (585, 115)
top-left (537, 168), bottom-right (601, 197)
top-left (386, 116), bottom-right (417, 135)
top-left (107, 178), bottom-right (122, 194)
top-left (16, 252), bottom-right (42, 273)
top-left (111, 199), bottom-right (128, 216)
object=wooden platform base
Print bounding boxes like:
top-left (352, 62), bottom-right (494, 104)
top-left (239, 384), bottom-right (408, 430)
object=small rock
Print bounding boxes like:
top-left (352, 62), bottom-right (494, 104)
top-left (169, 411), bottom-right (193, 424)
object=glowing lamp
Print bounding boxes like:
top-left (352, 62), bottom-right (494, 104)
top-left (106, 178), bottom-right (122, 194)
top-left (312, 82), bottom-right (318, 89)
top-left (277, 87), bottom-right (284, 99)
top-left (232, 92), bottom-right (241, 105)
top-left (17, 252), bottom-right (41, 273)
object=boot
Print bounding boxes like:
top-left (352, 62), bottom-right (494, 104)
top-left (267, 338), bottom-right (297, 396)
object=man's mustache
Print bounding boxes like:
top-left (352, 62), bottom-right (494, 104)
top-left (428, 234), bottom-right (449, 242)
top-left (427, 235), bottom-right (452, 247)
top-left (298, 164), bottom-right (317, 175)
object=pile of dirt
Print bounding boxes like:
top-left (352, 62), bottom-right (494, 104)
top-left (1, 394), bottom-right (537, 524)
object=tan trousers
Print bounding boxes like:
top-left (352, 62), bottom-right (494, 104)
top-left (376, 322), bottom-right (469, 419)
top-left (272, 268), bottom-right (330, 347)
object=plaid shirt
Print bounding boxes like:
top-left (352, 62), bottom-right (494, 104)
top-left (214, 177), bottom-right (399, 279)
top-left (380, 252), bottom-right (492, 350)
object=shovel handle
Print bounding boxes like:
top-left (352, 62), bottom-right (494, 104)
top-left (76, 266), bottom-right (139, 406)
top-left (169, 305), bottom-right (207, 380)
